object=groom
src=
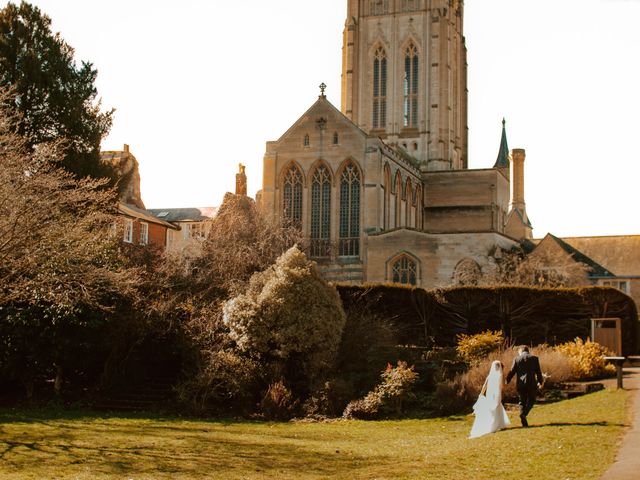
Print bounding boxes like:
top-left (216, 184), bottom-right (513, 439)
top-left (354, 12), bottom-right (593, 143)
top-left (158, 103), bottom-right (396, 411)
top-left (505, 346), bottom-right (544, 427)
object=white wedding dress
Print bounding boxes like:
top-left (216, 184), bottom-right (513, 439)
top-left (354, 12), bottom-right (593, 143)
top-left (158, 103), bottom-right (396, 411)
top-left (469, 360), bottom-right (510, 439)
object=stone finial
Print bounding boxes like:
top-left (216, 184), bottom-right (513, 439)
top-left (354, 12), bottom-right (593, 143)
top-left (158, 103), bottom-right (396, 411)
top-left (236, 163), bottom-right (247, 196)
top-left (124, 144), bottom-right (129, 153)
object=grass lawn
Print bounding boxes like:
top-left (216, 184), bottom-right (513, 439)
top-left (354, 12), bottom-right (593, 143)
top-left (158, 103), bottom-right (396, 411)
top-left (0, 388), bottom-right (629, 480)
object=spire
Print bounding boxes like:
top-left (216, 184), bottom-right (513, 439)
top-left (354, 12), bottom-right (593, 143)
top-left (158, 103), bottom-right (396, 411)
top-left (494, 118), bottom-right (509, 168)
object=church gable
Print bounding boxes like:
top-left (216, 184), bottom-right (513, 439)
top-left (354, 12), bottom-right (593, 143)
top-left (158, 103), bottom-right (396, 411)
top-left (272, 95), bottom-right (367, 153)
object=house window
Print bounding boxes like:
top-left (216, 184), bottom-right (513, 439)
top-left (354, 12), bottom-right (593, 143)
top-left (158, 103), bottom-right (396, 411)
top-left (339, 162), bottom-right (361, 256)
top-left (603, 280), bottom-right (629, 294)
top-left (183, 222), bottom-right (204, 240)
top-left (282, 165), bottom-right (303, 226)
top-left (140, 222), bottom-right (149, 245)
top-left (403, 43), bottom-right (419, 127)
top-left (123, 218), bottom-right (133, 243)
top-left (304, 134), bottom-right (310, 147)
top-left (372, 47), bottom-right (387, 129)
top-left (310, 165), bottom-right (331, 258)
top-left (392, 255), bottom-right (418, 285)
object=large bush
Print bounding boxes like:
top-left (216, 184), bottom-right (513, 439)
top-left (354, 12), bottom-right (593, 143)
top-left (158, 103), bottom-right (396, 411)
top-left (555, 338), bottom-right (615, 380)
top-left (223, 246), bottom-right (346, 397)
top-left (456, 331), bottom-right (504, 365)
top-left (435, 345), bottom-right (573, 414)
top-left (343, 361), bottom-right (419, 419)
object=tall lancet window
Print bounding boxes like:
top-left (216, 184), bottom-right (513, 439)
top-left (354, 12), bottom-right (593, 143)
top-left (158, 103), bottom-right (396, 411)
top-left (339, 162), bottom-right (361, 256)
top-left (282, 165), bottom-right (303, 227)
top-left (372, 47), bottom-right (387, 129)
top-left (403, 43), bottom-right (419, 128)
top-left (310, 165), bottom-right (331, 258)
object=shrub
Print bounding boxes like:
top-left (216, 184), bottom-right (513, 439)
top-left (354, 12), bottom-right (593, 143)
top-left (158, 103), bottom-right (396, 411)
top-left (456, 331), bottom-right (504, 365)
top-left (343, 361), bottom-right (418, 419)
top-left (555, 338), bottom-right (616, 380)
top-left (175, 349), bottom-right (260, 415)
top-left (259, 381), bottom-right (297, 421)
top-left (223, 246), bottom-right (346, 397)
top-left (435, 345), bottom-right (574, 414)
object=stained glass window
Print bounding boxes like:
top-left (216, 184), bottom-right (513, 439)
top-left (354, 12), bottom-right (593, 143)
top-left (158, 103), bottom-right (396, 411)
top-left (392, 256), bottom-right (418, 285)
top-left (373, 47), bottom-right (387, 129)
top-left (283, 165), bottom-right (303, 226)
top-left (339, 163), bottom-right (361, 256)
top-left (311, 165), bottom-right (331, 258)
top-left (403, 43), bottom-right (419, 127)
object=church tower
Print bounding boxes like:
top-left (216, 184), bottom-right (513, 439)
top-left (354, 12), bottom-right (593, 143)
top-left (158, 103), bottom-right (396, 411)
top-left (341, 0), bottom-right (468, 171)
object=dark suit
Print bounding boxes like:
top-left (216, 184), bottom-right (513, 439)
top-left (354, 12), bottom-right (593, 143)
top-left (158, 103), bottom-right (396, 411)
top-left (506, 351), bottom-right (544, 422)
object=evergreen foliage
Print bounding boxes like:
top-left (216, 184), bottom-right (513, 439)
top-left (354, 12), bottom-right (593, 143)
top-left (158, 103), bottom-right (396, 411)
top-left (224, 246), bottom-right (346, 396)
top-left (337, 284), bottom-right (638, 355)
top-left (0, 1), bottom-right (113, 180)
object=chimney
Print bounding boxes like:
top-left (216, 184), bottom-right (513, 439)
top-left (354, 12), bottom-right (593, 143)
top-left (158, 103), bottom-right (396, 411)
top-left (509, 148), bottom-right (526, 211)
top-left (236, 163), bottom-right (247, 196)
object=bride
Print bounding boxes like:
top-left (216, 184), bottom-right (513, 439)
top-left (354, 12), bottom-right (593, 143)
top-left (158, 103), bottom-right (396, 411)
top-left (469, 360), bottom-right (510, 438)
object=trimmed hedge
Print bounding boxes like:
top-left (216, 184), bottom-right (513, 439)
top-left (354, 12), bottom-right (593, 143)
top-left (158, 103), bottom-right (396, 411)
top-left (336, 285), bottom-right (638, 355)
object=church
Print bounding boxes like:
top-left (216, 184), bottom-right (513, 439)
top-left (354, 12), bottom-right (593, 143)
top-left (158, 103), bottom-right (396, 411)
top-left (257, 0), bottom-right (532, 287)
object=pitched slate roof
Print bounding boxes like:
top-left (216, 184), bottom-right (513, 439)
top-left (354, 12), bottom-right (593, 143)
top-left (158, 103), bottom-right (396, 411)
top-left (118, 203), bottom-right (180, 230)
top-left (540, 233), bottom-right (615, 277)
top-left (559, 235), bottom-right (640, 277)
top-left (147, 207), bottom-right (218, 223)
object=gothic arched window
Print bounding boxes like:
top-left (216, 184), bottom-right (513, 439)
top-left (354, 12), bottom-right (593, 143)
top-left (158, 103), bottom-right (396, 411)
top-left (304, 134), bottom-right (310, 147)
top-left (415, 184), bottom-right (423, 230)
top-left (394, 171), bottom-right (403, 228)
top-left (383, 163), bottom-right (391, 230)
top-left (372, 47), bottom-right (387, 129)
top-left (392, 255), bottom-right (418, 285)
top-left (403, 43), bottom-right (419, 128)
top-left (405, 177), bottom-right (413, 228)
top-left (310, 164), bottom-right (331, 258)
top-left (453, 258), bottom-right (482, 286)
top-left (333, 131), bottom-right (339, 145)
top-left (282, 164), bottom-right (303, 226)
top-left (339, 162), bottom-right (361, 256)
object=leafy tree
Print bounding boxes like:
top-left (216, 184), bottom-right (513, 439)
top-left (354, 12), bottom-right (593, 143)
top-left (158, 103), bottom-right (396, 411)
top-left (0, 1), bottom-right (113, 179)
top-left (0, 89), bottom-right (136, 398)
top-left (223, 246), bottom-right (346, 397)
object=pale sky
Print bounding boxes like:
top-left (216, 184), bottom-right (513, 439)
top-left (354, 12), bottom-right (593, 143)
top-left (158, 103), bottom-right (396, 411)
top-left (17, 0), bottom-right (640, 238)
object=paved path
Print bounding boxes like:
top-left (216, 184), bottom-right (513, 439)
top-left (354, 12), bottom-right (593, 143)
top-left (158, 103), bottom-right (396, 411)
top-left (601, 367), bottom-right (640, 480)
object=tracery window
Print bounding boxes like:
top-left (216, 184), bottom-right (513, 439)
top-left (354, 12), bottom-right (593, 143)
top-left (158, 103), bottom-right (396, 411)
top-left (282, 165), bottom-right (303, 226)
top-left (310, 165), bottom-right (331, 258)
top-left (402, 0), bottom-right (420, 12)
top-left (372, 47), bottom-right (387, 129)
top-left (394, 171), bottom-right (403, 228)
top-left (339, 162), bottom-right (361, 256)
top-left (383, 163), bottom-right (391, 230)
top-left (415, 184), bottom-right (423, 229)
top-left (370, 0), bottom-right (389, 16)
top-left (403, 43), bottom-right (419, 128)
top-left (392, 255), bottom-right (418, 285)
